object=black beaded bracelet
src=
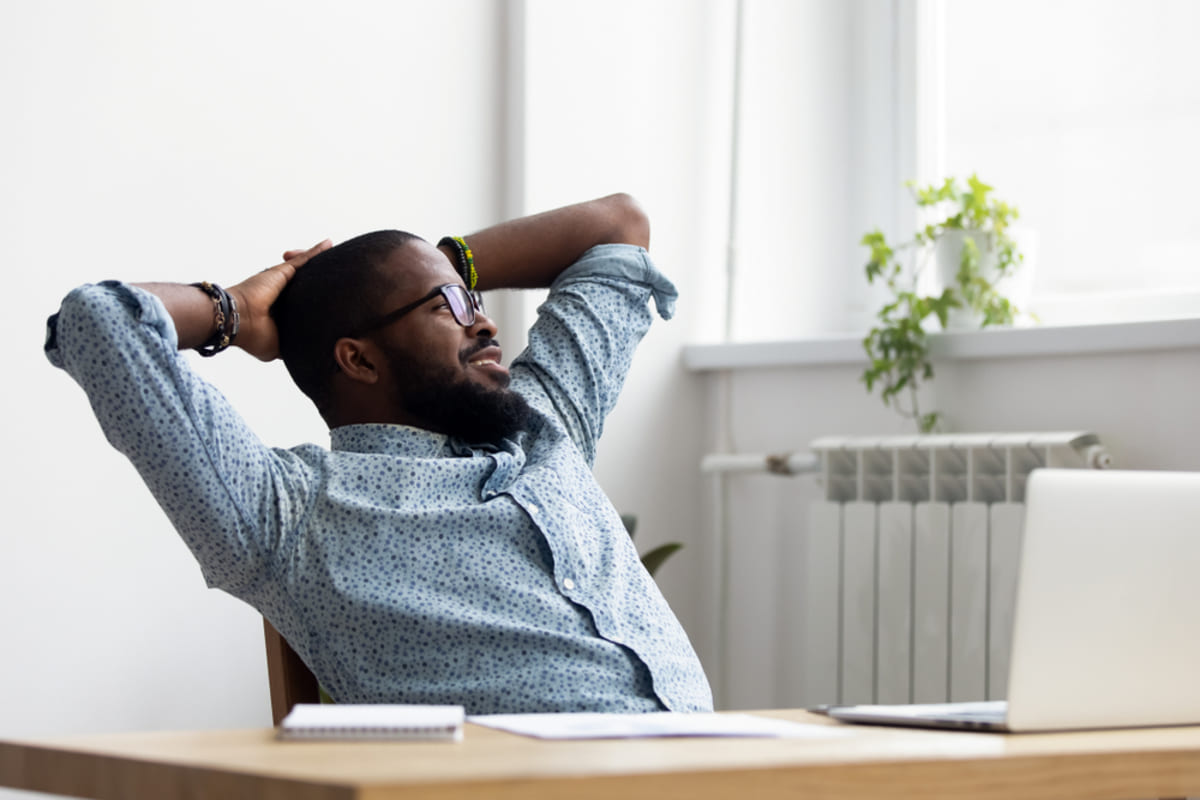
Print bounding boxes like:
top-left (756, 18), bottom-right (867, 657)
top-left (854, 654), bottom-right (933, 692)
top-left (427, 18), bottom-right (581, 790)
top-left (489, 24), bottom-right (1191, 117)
top-left (191, 281), bottom-right (240, 357)
top-left (437, 235), bottom-right (478, 290)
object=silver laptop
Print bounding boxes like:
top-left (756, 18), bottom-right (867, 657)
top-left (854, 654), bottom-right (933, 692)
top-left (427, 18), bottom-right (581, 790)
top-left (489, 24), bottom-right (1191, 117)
top-left (827, 468), bottom-right (1200, 733)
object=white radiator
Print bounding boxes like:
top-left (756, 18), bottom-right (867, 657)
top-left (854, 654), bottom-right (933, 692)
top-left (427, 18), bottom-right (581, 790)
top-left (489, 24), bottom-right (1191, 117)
top-left (753, 432), bottom-right (1110, 708)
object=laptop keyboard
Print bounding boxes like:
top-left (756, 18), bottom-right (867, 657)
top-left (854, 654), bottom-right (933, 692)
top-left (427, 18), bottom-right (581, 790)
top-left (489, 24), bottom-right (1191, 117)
top-left (912, 701), bottom-right (1007, 723)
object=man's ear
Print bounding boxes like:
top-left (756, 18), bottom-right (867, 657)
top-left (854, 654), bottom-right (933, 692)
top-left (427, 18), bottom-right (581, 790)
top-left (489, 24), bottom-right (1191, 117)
top-left (332, 337), bottom-right (380, 385)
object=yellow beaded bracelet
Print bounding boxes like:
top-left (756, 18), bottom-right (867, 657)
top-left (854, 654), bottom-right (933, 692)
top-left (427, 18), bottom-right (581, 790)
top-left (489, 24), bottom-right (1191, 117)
top-left (438, 236), bottom-right (478, 290)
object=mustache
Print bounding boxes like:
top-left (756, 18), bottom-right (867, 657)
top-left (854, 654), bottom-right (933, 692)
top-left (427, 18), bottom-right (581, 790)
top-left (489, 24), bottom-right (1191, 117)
top-left (460, 338), bottom-right (501, 363)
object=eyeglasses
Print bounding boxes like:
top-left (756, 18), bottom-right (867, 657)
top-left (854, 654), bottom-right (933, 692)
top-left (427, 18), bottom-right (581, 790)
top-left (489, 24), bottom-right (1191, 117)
top-left (351, 284), bottom-right (484, 337)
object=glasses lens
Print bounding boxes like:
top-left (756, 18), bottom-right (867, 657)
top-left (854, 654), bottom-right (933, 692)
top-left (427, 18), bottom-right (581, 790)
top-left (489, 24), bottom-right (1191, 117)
top-left (442, 285), bottom-right (476, 327)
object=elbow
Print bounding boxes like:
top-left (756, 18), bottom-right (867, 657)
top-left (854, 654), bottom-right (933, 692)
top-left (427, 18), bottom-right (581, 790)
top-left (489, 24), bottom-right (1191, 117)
top-left (603, 193), bottom-right (651, 250)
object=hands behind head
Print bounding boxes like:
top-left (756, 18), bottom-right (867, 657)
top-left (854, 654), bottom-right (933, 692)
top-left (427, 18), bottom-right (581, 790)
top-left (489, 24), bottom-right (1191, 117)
top-left (229, 239), bottom-right (332, 361)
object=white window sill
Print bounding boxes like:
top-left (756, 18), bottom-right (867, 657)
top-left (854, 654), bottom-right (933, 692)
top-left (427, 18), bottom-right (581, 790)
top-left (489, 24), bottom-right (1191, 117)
top-left (681, 317), bottom-right (1200, 372)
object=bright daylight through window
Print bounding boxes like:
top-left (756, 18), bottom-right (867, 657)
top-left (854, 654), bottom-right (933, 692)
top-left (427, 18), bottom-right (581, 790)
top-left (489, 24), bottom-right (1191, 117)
top-left (937, 0), bottom-right (1200, 325)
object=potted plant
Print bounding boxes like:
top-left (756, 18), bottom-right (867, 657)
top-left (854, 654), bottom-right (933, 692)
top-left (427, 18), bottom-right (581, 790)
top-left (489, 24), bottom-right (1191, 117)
top-left (860, 175), bottom-right (1026, 433)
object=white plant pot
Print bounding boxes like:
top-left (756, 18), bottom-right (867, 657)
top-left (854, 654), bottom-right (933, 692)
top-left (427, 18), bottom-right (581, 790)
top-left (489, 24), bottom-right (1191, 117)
top-left (934, 228), bottom-right (1035, 330)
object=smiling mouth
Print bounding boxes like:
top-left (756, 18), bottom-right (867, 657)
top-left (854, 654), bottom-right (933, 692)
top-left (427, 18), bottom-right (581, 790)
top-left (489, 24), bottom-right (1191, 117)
top-left (466, 355), bottom-right (510, 388)
top-left (463, 340), bottom-right (504, 370)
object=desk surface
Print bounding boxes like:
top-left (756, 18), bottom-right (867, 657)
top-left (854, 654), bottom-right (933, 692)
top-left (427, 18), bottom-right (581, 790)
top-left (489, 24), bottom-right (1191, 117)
top-left (3, 709), bottom-right (1200, 800)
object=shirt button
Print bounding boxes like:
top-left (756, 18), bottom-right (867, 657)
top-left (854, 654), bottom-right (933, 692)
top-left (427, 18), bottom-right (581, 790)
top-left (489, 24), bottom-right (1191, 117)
top-left (563, 578), bottom-right (576, 591)
top-left (528, 504), bottom-right (539, 515)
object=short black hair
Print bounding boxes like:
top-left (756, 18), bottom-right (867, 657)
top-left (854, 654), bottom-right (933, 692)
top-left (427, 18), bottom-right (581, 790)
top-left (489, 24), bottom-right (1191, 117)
top-left (272, 230), bottom-right (422, 415)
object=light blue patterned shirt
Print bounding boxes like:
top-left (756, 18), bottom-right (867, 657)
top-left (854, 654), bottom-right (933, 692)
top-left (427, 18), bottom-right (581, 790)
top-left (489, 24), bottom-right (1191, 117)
top-left (46, 244), bottom-right (713, 715)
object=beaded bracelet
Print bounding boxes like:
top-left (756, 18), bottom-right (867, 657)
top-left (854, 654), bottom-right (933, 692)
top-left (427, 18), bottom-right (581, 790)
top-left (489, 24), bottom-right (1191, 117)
top-left (191, 281), bottom-right (240, 357)
top-left (437, 235), bottom-right (478, 290)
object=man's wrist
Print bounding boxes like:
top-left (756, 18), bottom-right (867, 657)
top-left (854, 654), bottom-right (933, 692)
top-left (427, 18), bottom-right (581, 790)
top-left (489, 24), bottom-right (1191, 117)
top-left (436, 236), bottom-right (475, 290)
top-left (190, 282), bottom-right (240, 357)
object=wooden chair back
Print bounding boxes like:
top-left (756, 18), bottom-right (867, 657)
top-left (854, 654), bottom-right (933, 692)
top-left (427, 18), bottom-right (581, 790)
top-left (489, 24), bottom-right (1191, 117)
top-left (263, 618), bottom-right (320, 725)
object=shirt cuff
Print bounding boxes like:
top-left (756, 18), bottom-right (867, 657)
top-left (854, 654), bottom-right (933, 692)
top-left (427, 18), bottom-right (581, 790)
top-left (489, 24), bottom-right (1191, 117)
top-left (45, 281), bottom-right (180, 369)
top-left (551, 244), bottom-right (678, 320)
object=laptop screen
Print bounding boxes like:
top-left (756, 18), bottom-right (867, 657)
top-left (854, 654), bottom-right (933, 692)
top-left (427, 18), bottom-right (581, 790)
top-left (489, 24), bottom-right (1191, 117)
top-left (1003, 469), bottom-right (1200, 731)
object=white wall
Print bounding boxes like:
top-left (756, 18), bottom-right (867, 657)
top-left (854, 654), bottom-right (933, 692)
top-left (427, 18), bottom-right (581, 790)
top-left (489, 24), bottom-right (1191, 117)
top-left (519, 0), bottom-right (738, 682)
top-left (516, 0), bottom-right (885, 687)
top-left (2, 0), bottom-right (864, 755)
top-left (1, 0), bottom-right (511, 753)
top-left (3, 0), bottom-right (752, 758)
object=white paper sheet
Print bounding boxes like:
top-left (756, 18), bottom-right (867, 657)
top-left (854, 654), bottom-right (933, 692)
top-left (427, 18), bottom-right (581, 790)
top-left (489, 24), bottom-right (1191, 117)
top-left (467, 712), bottom-right (849, 740)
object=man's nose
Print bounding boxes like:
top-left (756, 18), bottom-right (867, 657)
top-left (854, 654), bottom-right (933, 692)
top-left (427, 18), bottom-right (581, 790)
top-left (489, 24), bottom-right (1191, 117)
top-left (470, 309), bottom-right (498, 339)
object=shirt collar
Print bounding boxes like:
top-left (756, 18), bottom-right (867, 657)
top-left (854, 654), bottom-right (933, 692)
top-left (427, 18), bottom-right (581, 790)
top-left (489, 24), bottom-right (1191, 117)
top-left (329, 423), bottom-right (510, 458)
top-left (330, 424), bottom-right (450, 458)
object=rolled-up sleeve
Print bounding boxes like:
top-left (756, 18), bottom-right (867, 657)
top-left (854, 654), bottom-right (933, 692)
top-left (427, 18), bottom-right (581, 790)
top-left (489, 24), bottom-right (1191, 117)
top-left (511, 244), bottom-right (677, 465)
top-left (45, 282), bottom-right (313, 598)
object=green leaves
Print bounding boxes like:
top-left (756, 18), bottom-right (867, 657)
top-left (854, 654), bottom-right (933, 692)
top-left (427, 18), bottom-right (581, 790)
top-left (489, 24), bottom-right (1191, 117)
top-left (860, 175), bottom-right (1024, 433)
top-left (622, 513), bottom-right (683, 578)
top-left (909, 176), bottom-right (958, 207)
top-left (928, 287), bottom-right (961, 329)
top-left (639, 543), bottom-right (684, 577)
top-left (861, 230), bottom-right (896, 285)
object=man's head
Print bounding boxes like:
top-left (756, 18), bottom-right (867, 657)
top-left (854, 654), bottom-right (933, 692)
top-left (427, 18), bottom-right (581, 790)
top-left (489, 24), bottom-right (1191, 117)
top-left (272, 232), bottom-right (531, 442)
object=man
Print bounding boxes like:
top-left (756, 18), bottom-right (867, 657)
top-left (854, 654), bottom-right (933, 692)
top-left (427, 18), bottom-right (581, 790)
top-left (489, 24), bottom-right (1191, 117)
top-left (46, 193), bottom-right (713, 715)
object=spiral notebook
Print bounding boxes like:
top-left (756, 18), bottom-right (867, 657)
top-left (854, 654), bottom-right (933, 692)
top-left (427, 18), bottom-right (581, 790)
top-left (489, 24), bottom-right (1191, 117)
top-left (277, 704), bottom-right (465, 741)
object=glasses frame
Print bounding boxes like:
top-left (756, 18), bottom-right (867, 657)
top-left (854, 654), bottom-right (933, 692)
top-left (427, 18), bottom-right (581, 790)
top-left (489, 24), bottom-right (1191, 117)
top-left (349, 283), bottom-right (484, 337)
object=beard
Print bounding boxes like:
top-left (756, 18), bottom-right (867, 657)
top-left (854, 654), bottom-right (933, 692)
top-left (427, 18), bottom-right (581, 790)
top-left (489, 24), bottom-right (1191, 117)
top-left (386, 342), bottom-right (533, 444)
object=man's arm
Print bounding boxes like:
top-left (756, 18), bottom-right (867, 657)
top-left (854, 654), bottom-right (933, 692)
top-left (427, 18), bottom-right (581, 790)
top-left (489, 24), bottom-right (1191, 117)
top-left (445, 193), bottom-right (650, 290)
top-left (135, 195), bottom-right (645, 354)
top-left (133, 239), bottom-right (331, 359)
top-left (463, 195), bottom-right (672, 465)
top-left (45, 240), bottom-right (331, 600)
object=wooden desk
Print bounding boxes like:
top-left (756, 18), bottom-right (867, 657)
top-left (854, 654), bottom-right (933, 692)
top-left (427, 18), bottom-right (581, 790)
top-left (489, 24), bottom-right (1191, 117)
top-left (3, 710), bottom-right (1199, 800)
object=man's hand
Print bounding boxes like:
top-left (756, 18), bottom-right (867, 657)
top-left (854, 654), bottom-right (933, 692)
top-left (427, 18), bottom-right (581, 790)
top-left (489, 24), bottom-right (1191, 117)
top-left (228, 239), bottom-right (331, 361)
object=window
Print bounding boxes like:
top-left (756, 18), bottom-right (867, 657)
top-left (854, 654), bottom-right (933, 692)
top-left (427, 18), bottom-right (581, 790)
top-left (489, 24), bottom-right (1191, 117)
top-left (929, 0), bottom-right (1200, 324)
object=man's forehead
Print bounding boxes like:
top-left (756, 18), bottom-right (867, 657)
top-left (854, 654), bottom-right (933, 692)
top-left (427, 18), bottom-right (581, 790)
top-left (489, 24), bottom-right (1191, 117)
top-left (380, 239), bottom-right (460, 293)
